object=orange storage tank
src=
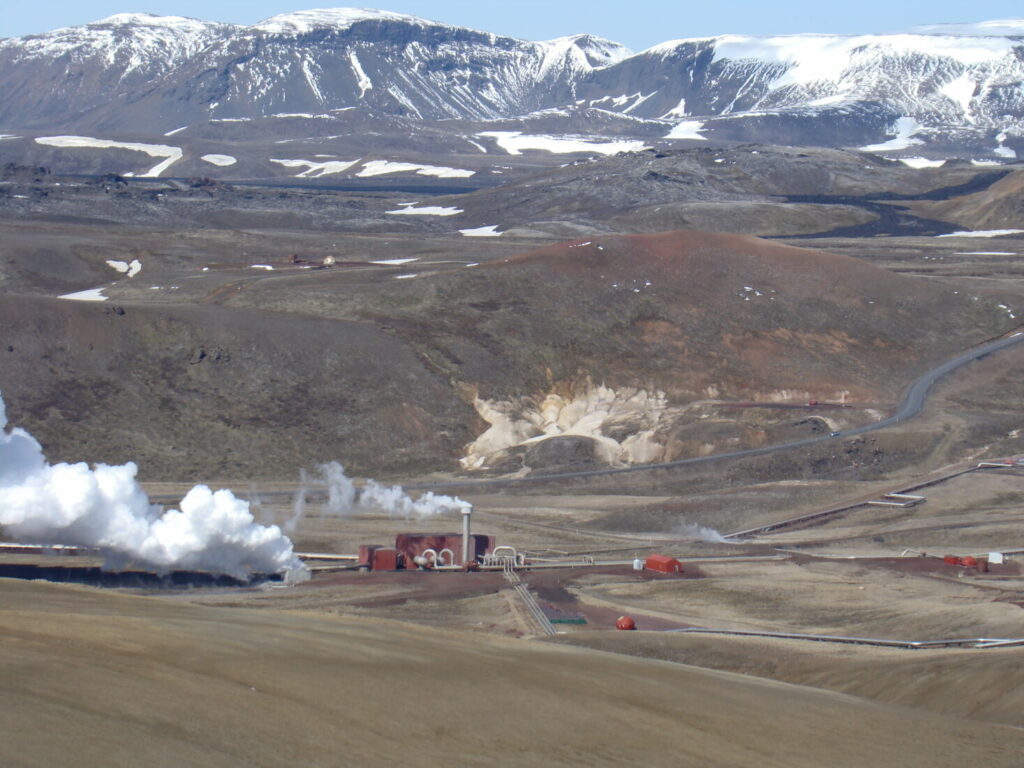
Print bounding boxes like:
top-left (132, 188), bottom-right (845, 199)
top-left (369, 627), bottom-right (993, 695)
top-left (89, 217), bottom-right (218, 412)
top-left (644, 554), bottom-right (683, 574)
top-left (616, 616), bottom-right (637, 630)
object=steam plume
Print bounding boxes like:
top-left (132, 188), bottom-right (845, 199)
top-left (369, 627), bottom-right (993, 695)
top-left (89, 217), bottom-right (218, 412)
top-left (674, 522), bottom-right (729, 543)
top-left (0, 393), bottom-right (305, 581)
top-left (290, 461), bottom-right (470, 526)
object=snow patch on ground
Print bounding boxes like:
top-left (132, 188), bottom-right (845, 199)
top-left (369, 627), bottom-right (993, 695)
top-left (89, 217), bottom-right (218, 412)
top-left (371, 258), bottom-right (419, 265)
top-left (301, 59), bottom-right (325, 104)
top-left (665, 120), bottom-right (707, 140)
top-left (860, 117), bottom-right (924, 152)
top-left (251, 264), bottom-right (274, 270)
top-left (737, 285), bottom-right (776, 301)
top-left (106, 258), bottom-right (142, 277)
top-left (269, 157), bottom-right (360, 178)
top-left (477, 131), bottom-right (649, 156)
top-left (938, 229), bottom-right (1024, 238)
top-left (349, 50), bottom-right (373, 97)
top-left (660, 98), bottom-right (689, 119)
top-left (394, 273), bottom-right (418, 280)
top-left (201, 153), bottom-right (237, 166)
top-left (995, 145), bottom-right (1018, 159)
top-left (939, 74), bottom-right (976, 119)
top-left (0, 135), bottom-right (20, 141)
top-left (954, 251), bottom-right (1016, 255)
top-left (357, 160), bottom-right (474, 178)
top-left (59, 287), bottom-right (107, 302)
top-left (164, 126), bottom-right (188, 136)
top-left (35, 135), bottom-right (183, 177)
top-left (805, 94), bottom-right (849, 107)
top-left (900, 157), bottom-right (946, 168)
top-left (459, 225), bottom-right (503, 237)
top-left (386, 204), bottom-right (463, 216)
top-left (272, 112), bottom-right (333, 119)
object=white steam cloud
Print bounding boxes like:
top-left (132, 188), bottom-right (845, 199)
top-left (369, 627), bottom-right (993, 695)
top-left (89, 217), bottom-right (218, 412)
top-left (674, 522), bottom-right (729, 543)
top-left (0, 393), bottom-right (305, 581)
top-left (290, 461), bottom-right (470, 527)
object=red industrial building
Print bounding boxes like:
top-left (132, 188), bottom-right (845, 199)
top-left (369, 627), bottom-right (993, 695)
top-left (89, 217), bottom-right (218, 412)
top-left (395, 532), bottom-right (495, 567)
top-left (357, 545), bottom-right (399, 571)
top-left (644, 554), bottom-right (684, 574)
top-left (358, 533), bottom-right (496, 571)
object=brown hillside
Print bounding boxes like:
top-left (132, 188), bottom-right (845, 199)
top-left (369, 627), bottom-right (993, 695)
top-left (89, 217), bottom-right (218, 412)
top-left (1, 579), bottom-right (1021, 768)
top-left (231, 228), bottom-right (1014, 405)
top-left (0, 295), bottom-right (474, 478)
top-left (906, 169), bottom-right (1024, 230)
top-left (3, 228), bottom-right (1016, 478)
top-left (466, 229), bottom-right (1014, 400)
top-left (556, 632), bottom-right (1024, 728)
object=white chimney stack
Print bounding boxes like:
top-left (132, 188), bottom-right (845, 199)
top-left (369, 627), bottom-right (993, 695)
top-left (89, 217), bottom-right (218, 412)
top-left (461, 508), bottom-right (472, 566)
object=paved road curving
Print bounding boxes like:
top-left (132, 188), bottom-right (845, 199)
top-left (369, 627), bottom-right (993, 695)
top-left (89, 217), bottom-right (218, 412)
top-left (408, 332), bottom-right (1024, 491)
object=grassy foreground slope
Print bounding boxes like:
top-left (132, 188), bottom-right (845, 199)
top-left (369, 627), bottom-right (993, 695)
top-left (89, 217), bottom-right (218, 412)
top-left (1, 579), bottom-right (1021, 767)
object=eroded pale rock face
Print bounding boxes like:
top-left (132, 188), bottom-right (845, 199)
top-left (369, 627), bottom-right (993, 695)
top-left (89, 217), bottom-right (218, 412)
top-left (461, 381), bottom-right (669, 470)
top-left (460, 378), bottom-right (868, 472)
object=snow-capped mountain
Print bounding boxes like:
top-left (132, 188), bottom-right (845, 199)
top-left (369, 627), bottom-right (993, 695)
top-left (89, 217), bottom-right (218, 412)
top-left (0, 9), bottom-right (1022, 156)
top-left (0, 14), bottom-right (233, 129)
top-left (578, 27), bottom-right (1024, 146)
top-left (0, 9), bottom-right (629, 131)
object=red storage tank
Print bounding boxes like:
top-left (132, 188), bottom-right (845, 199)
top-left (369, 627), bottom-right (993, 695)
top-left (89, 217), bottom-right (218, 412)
top-left (943, 555), bottom-right (960, 565)
top-left (616, 616), bottom-right (637, 631)
top-left (644, 554), bottom-right (683, 574)
top-left (961, 555), bottom-right (977, 568)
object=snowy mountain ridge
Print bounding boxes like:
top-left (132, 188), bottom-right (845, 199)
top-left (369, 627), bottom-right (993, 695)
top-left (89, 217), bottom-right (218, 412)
top-left (0, 9), bottom-right (1021, 155)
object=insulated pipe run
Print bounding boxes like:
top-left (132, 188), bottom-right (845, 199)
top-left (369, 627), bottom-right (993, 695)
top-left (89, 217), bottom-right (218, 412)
top-left (461, 508), bottom-right (471, 566)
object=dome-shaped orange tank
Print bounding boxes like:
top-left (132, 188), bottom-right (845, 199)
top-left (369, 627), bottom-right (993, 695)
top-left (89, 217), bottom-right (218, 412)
top-left (616, 615), bottom-right (636, 631)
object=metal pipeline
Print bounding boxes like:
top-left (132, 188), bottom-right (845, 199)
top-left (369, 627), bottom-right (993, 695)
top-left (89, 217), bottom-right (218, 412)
top-left (664, 627), bottom-right (1024, 649)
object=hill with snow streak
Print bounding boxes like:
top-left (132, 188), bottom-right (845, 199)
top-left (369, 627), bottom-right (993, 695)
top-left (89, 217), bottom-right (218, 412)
top-left (0, 10), bottom-right (1021, 154)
